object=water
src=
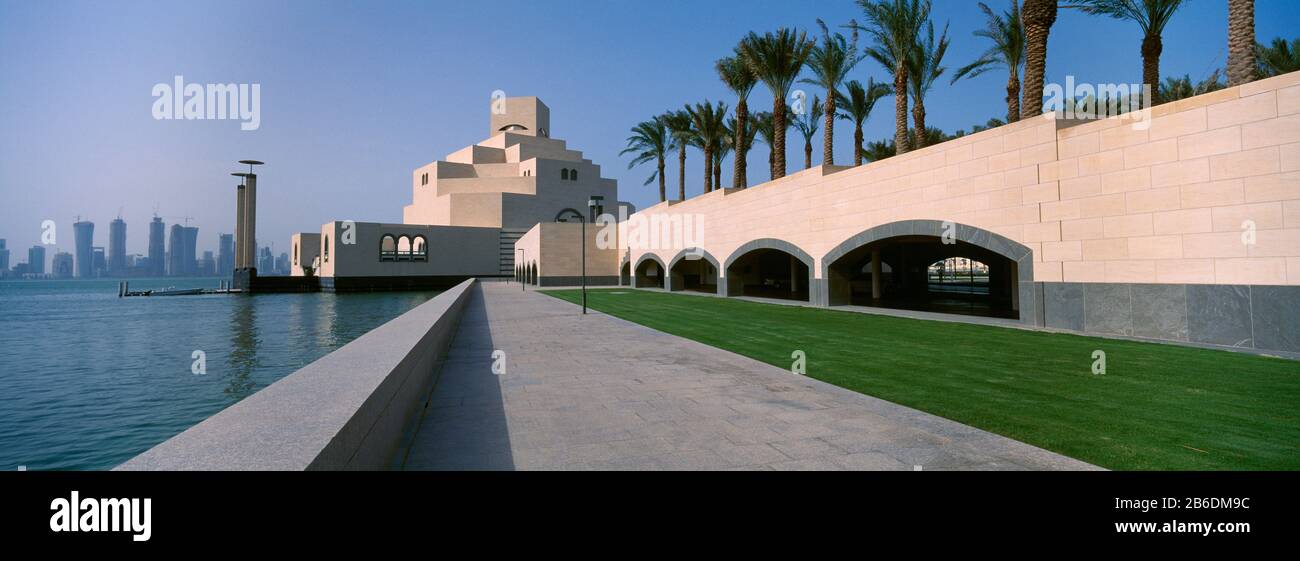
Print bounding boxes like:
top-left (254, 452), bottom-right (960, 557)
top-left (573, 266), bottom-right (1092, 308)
top-left (0, 278), bottom-right (435, 470)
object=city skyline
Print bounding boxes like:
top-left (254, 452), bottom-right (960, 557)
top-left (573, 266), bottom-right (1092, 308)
top-left (0, 215), bottom-right (287, 277)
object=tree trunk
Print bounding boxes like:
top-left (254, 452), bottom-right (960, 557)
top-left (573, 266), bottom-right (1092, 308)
top-left (768, 149), bottom-right (775, 181)
top-left (657, 156), bottom-right (666, 202)
top-left (703, 147), bottom-right (713, 193)
top-left (1007, 69), bottom-right (1021, 123)
top-left (912, 101), bottom-right (927, 149)
top-left (773, 96), bottom-right (788, 178)
top-left (677, 145), bottom-right (686, 201)
top-left (713, 149), bottom-right (722, 189)
top-left (893, 62), bottom-right (910, 154)
top-left (734, 99), bottom-right (748, 188)
top-left (1227, 0), bottom-right (1256, 86)
top-left (1021, 0), bottom-right (1057, 119)
top-left (1142, 33), bottom-right (1163, 105)
top-left (804, 138), bottom-right (812, 169)
top-left (853, 123), bottom-right (864, 166)
top-left (823, 95), bottom-right (835, 165)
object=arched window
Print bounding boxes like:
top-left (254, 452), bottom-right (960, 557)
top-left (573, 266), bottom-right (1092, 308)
top-left (380, 234), bottom-right (397, 261)
top-left (571, 169), bottom-right (578, 181)
top-left (561, 168), bottom-right (569, 180)
top-left (323, 235), bottom-right (329, 263)
top-left (397, 235), bottom-right (412, 261)
top-left (412, 236), bottom-right (428, 261)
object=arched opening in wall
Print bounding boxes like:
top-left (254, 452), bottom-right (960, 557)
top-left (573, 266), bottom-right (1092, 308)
top-left (380, 234), bottom-right (397, 261)
top-left (412, 236), bottom-right (428, 261)
top-left (634, 257), bottom-right (665, 288)
top-left (825, 235), bottom-right (1019, 319)
top-left (669, 252), bottom-right (718, 293)
top-left (530, 262), bottom-right (538, 285)
top-left (620, 261), bottom-right (631, 286)
top-left (725, 247), bottom-right (810, 301)
top-left (396, 235), bottom-right (412, 261)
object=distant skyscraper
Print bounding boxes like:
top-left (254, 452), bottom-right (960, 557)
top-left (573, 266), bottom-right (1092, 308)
top-left (167, 224), bottom-right (185, 276)
top-left (52, 252), bottom-right (74, 278)
top-left (109, 218), bottom-right (127, 276)
top-left (0, 239), bottom-right (9, 274)
top-left (148, 216), bottom-right (166, 277)
top-left (182, 226), bottom-right (199, 276)
top-left (217, 234), bottom-right (234, 277)
top-left (258, 246), bottom-right (274, 274)
top-left (275, 252), bottom-right (290, 275)
top-left (28, 245), bottom-right (46, 276)
top-left (73, 220), bottom-right (94, 278)
top-left (92, 247), bottom-right (106, 277)
top-left (200, 251), bottom-right (216, 276)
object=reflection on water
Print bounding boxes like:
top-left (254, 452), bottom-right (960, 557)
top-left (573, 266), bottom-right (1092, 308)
top-left (0, 278), bottom-right (434, 470)
top-left (226, 296), bottom-right (259, 400)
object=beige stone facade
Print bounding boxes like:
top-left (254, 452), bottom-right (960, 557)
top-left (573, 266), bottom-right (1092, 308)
top-left (619, 71), bottom-right (1299, 290)
top-left (290, 97), bottom-right (626, 290)
top-left (569, 71), bottom-right (1298, 353)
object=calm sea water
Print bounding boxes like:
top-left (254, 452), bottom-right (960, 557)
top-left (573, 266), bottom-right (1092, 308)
top-left (0, 278), bottom-right (435, 471)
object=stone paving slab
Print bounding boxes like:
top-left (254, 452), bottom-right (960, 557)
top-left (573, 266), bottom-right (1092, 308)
top-left (403, 282), bottom-right (1101, 471)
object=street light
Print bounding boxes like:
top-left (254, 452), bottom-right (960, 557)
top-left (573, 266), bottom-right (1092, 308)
top-left (555, 196), bottom-right (603, 315)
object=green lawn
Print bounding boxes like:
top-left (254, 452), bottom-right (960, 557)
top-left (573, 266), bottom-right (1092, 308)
top-left (543, 288), bottom-right (1300, 470)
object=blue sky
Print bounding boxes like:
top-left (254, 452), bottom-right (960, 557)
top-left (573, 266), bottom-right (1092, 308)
top-left (1, 0), bottom-right (1297, 260)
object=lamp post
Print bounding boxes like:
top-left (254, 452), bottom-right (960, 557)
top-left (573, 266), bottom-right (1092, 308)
top-left (556, 196), bottom-right (603, 315)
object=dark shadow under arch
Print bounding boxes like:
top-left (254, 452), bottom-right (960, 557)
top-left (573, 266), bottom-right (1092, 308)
top-left (633, 253), bottom-right (666, 289)
top-left (820, 219), bottom-right (1034, 321)
top-left (723, 238), bottom-right (814, 302)
top-left (668, 248), bottom-right (719, 293)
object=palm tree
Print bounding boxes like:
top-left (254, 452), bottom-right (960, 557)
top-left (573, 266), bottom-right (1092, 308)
top-left (717, 54), bottom-right (758, 188)
top-left (856, 0), bottom-right (932, 155)
top-left (1227, 0), bottom-right (1255, 86)
top-left (907, 20), bottom-right (950, 149)
top-left (800, 19), bottom-right (860, 166)
top-left (1021, 0), bottom-right (1057, 118)
top-left (727, 114), bottom-right (759, 172)
top-left (794, 95), bottom-right (822, 169)
top-left (1161, 70), bottom-right (1225, 102)
top-left (619, 116), bottom-right (670, 203)
top-left (1256, 37), bottom-right (1300, 78)
top-left (835, 79), bottom-right (890, 166)
top-left (739, 28), bottom-right (814, 179)
top-left (951, 1), bottom-right (1025, 123)
top-left (1073, 0), bottom-right (1188, 105)
top-left (753, 110), bottom-right (791, 180)
top-left (686, 100), bottom-right (730, 193)
top-left (662, 110), bottom-right (695, 201)
top-left (715, 136), bottom-right (728, 190)
top-left (862, 138), bottom-right (896, 162)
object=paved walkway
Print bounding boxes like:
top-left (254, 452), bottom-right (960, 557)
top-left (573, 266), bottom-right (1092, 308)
top-left (403, 282), bottom-right (1099, 471)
